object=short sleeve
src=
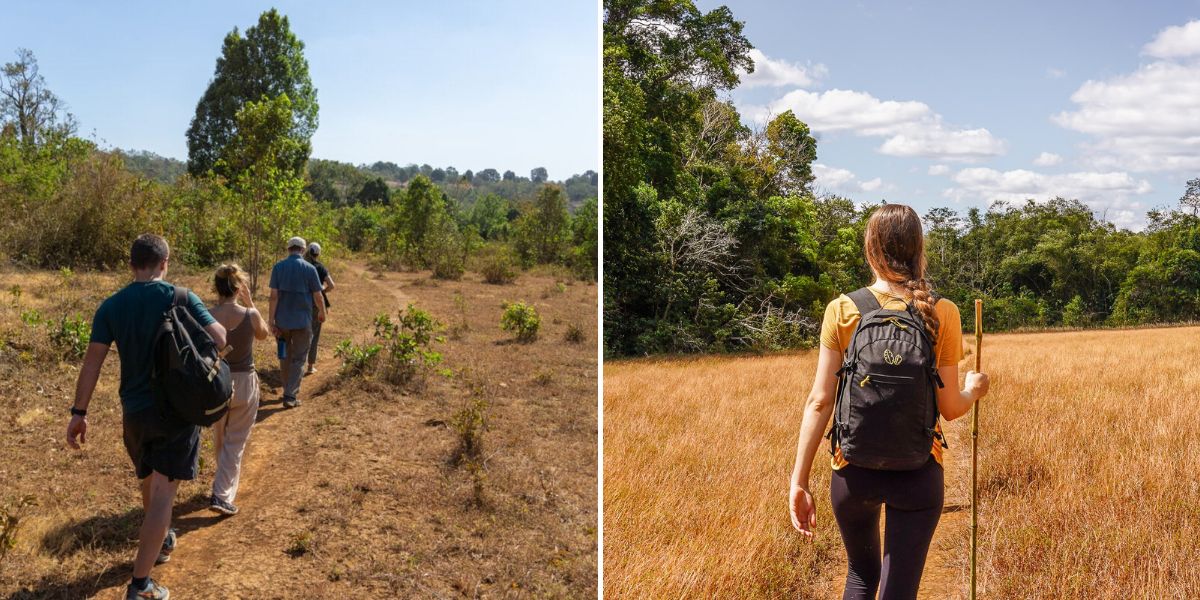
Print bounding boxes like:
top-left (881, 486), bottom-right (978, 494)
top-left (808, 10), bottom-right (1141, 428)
top-left (186, 291), bottom-right (217, 327)
top-left (268, 263), bottom-right (279, 290)
top-left (317, 264), bottom-right (329, 282)
top-left (89, 301), bottom-right (114, 345)
top-left (934, 300), bottom-right (964, 367)
top-left (819, 298), bottom-right (842, 351)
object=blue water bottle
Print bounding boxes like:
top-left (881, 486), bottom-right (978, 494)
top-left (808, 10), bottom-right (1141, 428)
top-left (276, 337), bottom-right (287, 359)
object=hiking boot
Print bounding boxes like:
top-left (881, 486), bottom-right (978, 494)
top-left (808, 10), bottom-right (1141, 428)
top-left (304, 365), bottom-right (316, 376)
top-left (210, 496), bottom-right (239, 516)
top-left (155, 528), bottom-right (176, 565)
top-left (283, 397), bottom-right (301, 408)
top-left (126, 578), bottom-right (170, 600)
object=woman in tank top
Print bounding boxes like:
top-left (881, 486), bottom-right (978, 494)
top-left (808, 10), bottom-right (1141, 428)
top-left (207, 264), bottom-right (269, 515)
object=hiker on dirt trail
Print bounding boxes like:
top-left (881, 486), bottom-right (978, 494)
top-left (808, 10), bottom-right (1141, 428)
top-left (207, 264), bottom-right (269, 516)
top-left (302, 241), bottom-right (334, 376)
top-left (269, 236), bottom-right (326, 409)
top-left (66, 233), bottom-right (228, 600)
top-left (787, 204), bottom-right (990, 600)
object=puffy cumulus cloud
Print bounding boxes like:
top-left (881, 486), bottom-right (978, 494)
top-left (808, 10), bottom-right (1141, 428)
top-left (813, 163), bottom-right (887, 196)
top-left (1142, 19), bottom-right (1200, 59)
top-left (943, 167), bottom-right (1154, 229)
top-left (752, 88), bottom-right (1005, 161)
top-left (1053, 21), bottom-right (1200, 173)
top-left (738, 49), bottom-right (827, 89)
top-left (1033, 152), bottom-right (1063, 167)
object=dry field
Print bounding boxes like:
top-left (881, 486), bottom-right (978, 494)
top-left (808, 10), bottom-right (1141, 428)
top-left (603, 326), bottom-right (1200, 599)
top-left (0, 258), bottom-right (597, 598)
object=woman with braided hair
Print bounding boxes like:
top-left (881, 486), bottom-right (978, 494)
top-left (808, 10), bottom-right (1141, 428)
top-left (787, 203), bottom-right (990, 599)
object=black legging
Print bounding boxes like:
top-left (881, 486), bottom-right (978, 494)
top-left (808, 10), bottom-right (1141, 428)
top-left (830, 457), bottom-right (944, 600)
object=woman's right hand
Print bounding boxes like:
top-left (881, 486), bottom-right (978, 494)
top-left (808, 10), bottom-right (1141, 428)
top-left (965, 370), bottom-right (990, 399)
top-left (789, 483), bottom-right (817, 539)
top-left (236, 284), bottom-right (253, 307)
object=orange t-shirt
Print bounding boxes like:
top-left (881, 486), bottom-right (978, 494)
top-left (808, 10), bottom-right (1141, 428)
top-left (819, 288), bottom-right (964, 470)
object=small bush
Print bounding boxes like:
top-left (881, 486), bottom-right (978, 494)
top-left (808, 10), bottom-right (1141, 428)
top-left (479, 251), bottom-right (518, 285)
top-left (374, 305), bottom-right (444, 385)
top-left (334, 339), bottom-right (381, 376)
top-left (501, 301), bottom-right (540, 342)
top-left (49, 315), bottom-right (91, 360)
top-left (564, 323), bottom-right (585, 343)
top-left (286, 531), bottom-right (314, 557)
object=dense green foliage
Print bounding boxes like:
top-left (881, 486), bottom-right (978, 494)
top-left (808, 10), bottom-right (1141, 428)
top-left (603, 0), bottom-right (1200, 356)
top-left (186, 9), bottom-right (318, 178)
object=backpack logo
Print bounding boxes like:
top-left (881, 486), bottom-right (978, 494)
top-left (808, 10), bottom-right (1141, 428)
top-left (883, 348), bottom-right (903, 365)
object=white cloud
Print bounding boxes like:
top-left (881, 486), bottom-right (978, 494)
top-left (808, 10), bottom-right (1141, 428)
top-left (813, 163), bottom-right (888, 196)
top-left (752, 88), bottom-right (1005, 161)
top-left (1033, 152), bottom-right (1063, 166)
top-left (928, 164), bottom-right (950, 176)
top-left (943, 167), bottom-right (1153, 228)
top-left (738, 49), bottom-right (827, 89)
top-left (1142, 19), bottom-right (1200, 59)
top-left (1053, 22), bottom-right (1200, 173)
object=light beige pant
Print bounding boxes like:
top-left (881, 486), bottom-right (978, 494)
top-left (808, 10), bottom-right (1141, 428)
top-left (212, 370), bottom-right (260, 503)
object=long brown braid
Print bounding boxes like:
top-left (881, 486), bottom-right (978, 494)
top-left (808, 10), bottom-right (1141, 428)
top-left (863, 204), bottom-right (939, 339)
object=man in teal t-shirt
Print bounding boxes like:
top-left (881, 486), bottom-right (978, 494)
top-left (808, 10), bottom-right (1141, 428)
top-left (65, 234), bottom-right (227, 600)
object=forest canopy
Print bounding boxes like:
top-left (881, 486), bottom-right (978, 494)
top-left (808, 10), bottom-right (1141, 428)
top-left (602, 0), bottom-right (1200, 356)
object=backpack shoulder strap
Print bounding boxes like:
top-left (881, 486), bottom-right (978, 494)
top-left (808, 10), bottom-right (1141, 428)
top-left (846, 287), bottom-right (881, 315)
top-left (172, 285), bottom-right (189, 309)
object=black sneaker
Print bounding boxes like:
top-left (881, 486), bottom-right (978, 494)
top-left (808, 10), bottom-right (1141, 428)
top-left (283, 397), bottom-right (301, 408)
top-left (210, 496), bottom-right (239, 516)
top-left (155, 528), bottom-right (176, 565)
top-left (126, 578), bottom-right (170, 599)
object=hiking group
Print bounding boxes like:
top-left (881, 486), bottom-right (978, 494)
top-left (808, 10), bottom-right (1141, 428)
top-left (65, 233), bottom-right (335, 600)
top-left (788, 204), bottom-right (992, 600)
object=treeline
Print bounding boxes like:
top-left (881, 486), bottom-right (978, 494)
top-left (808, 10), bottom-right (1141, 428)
top-left (0, 11), bottom-right (596, 285)
top-left (602, 0), bottom-right (1200, 356)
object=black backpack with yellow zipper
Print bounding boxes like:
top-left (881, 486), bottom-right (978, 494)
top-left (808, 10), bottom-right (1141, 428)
top-left (827, 287), bottom-right (946, 470)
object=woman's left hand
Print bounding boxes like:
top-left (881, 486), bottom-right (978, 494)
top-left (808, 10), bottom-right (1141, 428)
top-left (789, 483), bottom-right (817, 539)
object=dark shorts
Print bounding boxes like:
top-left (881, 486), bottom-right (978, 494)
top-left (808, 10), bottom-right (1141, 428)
top-left (122, 407), bottom-right (200, 481)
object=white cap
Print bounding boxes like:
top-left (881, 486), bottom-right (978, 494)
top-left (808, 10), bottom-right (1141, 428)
top-left (308, 242), bottom-right (321, 256)
top-left (287, 236), bottom-right (306, 250)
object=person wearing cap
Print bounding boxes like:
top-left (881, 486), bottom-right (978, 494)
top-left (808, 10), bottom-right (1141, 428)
top-left (302, 242), bottom-right (334, 376)
top-left (268, 236), bottom-right (325, 408)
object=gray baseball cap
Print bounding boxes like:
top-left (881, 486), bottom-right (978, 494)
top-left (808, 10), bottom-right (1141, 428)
top-left (308, 242), bottom-right (321, 256)
top-left (287, 236), bottom-right (306, 250)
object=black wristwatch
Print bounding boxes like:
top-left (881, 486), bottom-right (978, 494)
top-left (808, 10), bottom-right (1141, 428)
top-left (69, 407), bottom-right (87, 417)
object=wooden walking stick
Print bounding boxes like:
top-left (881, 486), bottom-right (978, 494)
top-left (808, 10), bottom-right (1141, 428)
top-left (970, 299), bottom-right (982, 600)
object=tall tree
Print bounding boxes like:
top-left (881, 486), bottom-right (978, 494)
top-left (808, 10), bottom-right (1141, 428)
top-left (217, 95), bottom-right (307, 292)
top-left (514, 184), bottom-right (571, 265)
top-left (0, 48), bottom-right (75, 147)
top-left (186, 9), bottom-right (318, 178)
top-left (531, 166), bottom-right (549, 183)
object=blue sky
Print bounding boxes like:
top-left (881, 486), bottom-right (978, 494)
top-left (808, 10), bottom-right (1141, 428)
top-left (704, 0), bottom-right (1200, 229)
top-left (5, 0), bottom-right (599, 180)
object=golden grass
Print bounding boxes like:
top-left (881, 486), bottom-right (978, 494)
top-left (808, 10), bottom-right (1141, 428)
top-left (603, 327), bottom-right (1200, 599)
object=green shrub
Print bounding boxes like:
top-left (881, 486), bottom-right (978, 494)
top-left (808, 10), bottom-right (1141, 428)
top-left (478, 249), bottom-right (518, 284)
top-left (373, 304), bottom-right (445, 385)
top-left (334, 339), bottom-right (382, 376)
top-left (501, 301), bottom-right (540, 342)
top-left (49, 315), bottom-right (91, 360)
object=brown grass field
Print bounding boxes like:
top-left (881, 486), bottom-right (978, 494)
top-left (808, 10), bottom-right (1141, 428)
top-left (0, 258), bottom-right (597, 598)
top-left (603, 326), bottom-right (1200, 599)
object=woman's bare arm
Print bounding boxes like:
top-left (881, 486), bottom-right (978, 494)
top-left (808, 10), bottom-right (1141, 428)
top-left (935, 363), bottom-right (989, 421)
top-left (788, 344), bottom-right (841, 537)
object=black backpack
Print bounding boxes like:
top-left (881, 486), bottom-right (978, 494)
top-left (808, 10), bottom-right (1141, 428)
top-left (151, 286), bottom-right (233, 427)
top-left (827, 287), bottom-right (946, 470)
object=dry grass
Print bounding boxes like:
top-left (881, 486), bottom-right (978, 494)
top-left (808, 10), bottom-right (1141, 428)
top-left (0, 259), bottom-right (597, 598)
top-left (604, 327), bottom-right (1200, 599)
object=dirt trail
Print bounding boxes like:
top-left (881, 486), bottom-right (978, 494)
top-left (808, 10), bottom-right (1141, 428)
top-left (89, 260), bottom-right (403, 598)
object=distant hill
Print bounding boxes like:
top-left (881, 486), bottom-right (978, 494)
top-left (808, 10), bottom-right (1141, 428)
top-left (117, 150), bottom-right (598, 212)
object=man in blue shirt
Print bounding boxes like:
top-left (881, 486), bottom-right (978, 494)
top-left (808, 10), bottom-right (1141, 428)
top-left (269, 236), bottom-right (326, 408)
top-left (67, 234), bottom-right (227, 600)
